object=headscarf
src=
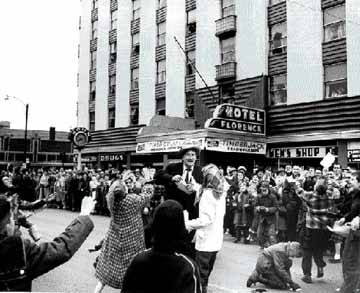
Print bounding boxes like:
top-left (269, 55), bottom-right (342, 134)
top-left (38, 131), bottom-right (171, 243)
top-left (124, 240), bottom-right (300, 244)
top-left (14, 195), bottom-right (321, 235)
top-left (201, 164), bottom-right (224, 199)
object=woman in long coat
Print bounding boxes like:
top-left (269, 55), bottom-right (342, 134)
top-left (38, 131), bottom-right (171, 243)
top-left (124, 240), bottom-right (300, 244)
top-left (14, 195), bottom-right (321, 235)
top-left (94, 174), bottom-right (151, 292)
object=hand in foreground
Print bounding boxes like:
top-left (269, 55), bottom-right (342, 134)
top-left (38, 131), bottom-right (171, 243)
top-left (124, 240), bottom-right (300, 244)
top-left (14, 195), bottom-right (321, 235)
top-left (336, 217), bottom-right (346, 226)
top-left (350, 216), bottom-right (360, 231)
top-left (172, 175), bottom-right (182, 183)
top-left (80, 196), bottom-right (96, 216)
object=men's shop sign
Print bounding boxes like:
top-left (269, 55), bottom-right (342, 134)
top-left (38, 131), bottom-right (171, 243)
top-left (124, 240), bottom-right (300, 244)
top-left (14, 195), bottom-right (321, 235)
top-left (206, 138), bottom-right (266, 155)
top-left (268, 146), bottom-right (337, 158)
top-left (136, 138), bottom-right (205, 153)
top-left (205, 104), bottom-right (265, 135)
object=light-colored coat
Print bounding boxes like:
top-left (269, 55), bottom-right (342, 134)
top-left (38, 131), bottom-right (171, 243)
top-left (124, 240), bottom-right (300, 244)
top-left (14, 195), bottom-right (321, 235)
top-left (187, 189), bottom-right (226, 252)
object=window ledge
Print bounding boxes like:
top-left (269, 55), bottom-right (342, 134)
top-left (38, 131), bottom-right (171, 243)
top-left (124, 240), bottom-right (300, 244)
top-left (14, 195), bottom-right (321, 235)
top-left (322, 37), bottom-right (346, 45)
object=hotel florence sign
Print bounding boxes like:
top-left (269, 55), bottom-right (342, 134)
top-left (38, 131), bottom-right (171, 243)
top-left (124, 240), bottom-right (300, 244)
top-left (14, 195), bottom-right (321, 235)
top-left (205, 104), bottom-right (266, 135)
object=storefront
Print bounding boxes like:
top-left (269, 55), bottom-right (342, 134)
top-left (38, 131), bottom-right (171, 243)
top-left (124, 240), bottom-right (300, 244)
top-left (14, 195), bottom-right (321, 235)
top-left (136, 104), bottom-right (267, 172)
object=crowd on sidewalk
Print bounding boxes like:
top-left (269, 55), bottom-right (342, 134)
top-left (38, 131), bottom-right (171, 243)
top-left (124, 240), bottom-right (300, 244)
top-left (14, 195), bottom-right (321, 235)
top-left (0, 153), bottom-right (359, 292)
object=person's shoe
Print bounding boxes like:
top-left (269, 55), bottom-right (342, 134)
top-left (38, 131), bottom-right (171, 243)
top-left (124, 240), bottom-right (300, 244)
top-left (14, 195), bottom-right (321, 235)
top-left (246, 278), bottom-right (255, 287)
top-left (301, 275), bottom-right (312, 284)
top-left (329, 258), bottom-right (341, 264)
top-left (317, 266), bottom-right (324, 278)
top-left (29, 225), bottom-right (41, 242)
top-left (233, 238), bottom-right (240, 243)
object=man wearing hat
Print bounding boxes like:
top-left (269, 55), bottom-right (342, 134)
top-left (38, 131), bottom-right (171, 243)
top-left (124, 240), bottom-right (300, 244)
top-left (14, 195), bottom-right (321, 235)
top-left (155, 146), bottom-right (203, 221)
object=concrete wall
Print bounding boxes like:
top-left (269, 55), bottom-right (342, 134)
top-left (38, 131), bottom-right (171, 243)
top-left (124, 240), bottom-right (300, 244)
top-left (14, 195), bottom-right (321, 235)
top-left (95, 0), bottom-right (111, 130)
top-left (236, 0), bottom-right (268, 79)
top-left (77, 0), bottom-right (92, 128)
top-left (115, 0), bottom-right (132, 127)
top-left (346, 0), bottom-right (360, 97)
top-left (287, 0), bottom-right (323, 104)
top-left (196, 0), bottom-right (220, 88)
top-left (139, 0), bottom-right (157, 125)
top-left (166, 0), bottom-right (186, 117)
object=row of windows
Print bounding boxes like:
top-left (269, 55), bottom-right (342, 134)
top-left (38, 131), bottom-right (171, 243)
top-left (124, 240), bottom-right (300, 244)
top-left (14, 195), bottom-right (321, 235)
top-left (270, 63), bottom-right (347, 106)
top-left (270, 5), bottom-right (346, 56)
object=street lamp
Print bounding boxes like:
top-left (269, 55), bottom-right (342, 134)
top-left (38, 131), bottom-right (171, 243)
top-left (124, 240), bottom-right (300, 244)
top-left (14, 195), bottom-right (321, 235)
top-left (4, 95), bottom-right (29, 165)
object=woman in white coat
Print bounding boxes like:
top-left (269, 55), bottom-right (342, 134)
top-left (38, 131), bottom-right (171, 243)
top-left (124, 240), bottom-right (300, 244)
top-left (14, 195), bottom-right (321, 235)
top-left (186, 164), bottom-right (226, 293)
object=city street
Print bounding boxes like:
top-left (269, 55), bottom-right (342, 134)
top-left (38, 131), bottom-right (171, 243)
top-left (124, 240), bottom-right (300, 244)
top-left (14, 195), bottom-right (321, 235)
top-left (30, 208), bottom-right (342, 293)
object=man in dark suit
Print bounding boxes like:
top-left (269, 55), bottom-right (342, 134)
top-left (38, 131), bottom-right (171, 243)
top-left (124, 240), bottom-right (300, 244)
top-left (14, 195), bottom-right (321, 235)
top-left (155, 146), bottom-right (203, 220)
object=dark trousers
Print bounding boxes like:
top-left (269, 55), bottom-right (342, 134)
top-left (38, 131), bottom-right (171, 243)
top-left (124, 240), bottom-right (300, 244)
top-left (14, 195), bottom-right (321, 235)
top-left (286, 212), bottom-right (299, 241)
top-left (196, 250), bottom-right (217, 291)
top-left (301, 228), bottom-right (328, 276)
top-left (340, 230), bottom-right (360, 293)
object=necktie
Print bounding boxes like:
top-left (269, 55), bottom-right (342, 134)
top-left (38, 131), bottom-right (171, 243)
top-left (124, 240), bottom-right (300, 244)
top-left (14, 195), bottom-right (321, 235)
top-left (185, 168), bottom-right (191, 184)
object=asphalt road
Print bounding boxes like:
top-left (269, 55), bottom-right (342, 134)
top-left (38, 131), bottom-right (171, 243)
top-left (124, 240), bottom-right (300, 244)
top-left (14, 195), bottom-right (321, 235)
top-left (27, 209), bottom-right (343, 293)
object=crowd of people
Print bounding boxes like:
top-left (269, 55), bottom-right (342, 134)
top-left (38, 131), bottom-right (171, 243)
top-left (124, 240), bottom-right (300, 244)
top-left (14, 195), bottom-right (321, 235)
top-left (0, 148), bottom-right (359, 292)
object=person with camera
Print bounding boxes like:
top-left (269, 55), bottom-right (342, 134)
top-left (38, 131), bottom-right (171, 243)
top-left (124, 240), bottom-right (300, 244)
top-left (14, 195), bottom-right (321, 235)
top-left (0, 195), bottom-right (95, 291)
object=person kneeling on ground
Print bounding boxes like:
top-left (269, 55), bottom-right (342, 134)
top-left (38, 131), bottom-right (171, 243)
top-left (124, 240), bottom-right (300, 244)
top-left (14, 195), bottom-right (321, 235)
top-left (247, 241), bottom-right (302, 291)
top-left (0, 195), bottom-right (95, 291)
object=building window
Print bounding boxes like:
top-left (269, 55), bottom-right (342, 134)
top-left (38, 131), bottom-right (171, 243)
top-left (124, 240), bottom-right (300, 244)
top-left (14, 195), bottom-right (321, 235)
top-left (186, 50), bottom-right (195, 75)
top-left (109, 75), bottom-right (116, 96)
top-left (108, 108), bottom-right (115, 129)
top-left (269, 0), bottom-right (285, 5)
top-left (270, 22), bottom-right (287, 55)
top-left (91, 20), bottom-right (98, 39)
top-left (109, 42), bottom-right (117, 63)
top-left (131, 68), bottom-right (139, 90)
top-left (110, 10), bottom-right (117, 30)
top-left (133, 0), bottom-right (140, 20)
top-left (324, 5), bottom-right (346, 42)
top-left (156, 98), bottom-right (166, 116)
top-left (130, 106), bottom-right (139, 125)
top-left (90, 51), bottom-right (97, 69)
top-left (220, 83), bottom-right (235, 103)
top-left (270, 74), bottom-right (287, 105)
top-left (89, 111), bottom-right (95, 131)
top-left (156, 60), bottom-right (166, 83)
top-left (185, 93), bottom-right (195, 118)
top-left (158, 0), bottom-right (167, 9)
top-left (90, 81), bottom-right (96, 101)
top-left (186, 9), bottom-right (196, 35)
top-left (221, 0), bottom-right (235, 18)
top-left (92, 0), bottom-right (98, 10)
top-left (220, 37), bottom-right (235, 63)
top-left (157, 22), bottom-right (166, 46)
top-left (324, 63), bottom-right (347, 98)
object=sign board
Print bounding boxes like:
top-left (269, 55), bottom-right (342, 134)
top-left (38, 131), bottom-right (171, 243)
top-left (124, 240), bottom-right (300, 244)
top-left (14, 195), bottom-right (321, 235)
top-left (73, 154), bottom-right (97, 163)
top-left (205, 104), bottom-right (265, 135)
top-left (100, 153), bottom-right (123, 162)
top-left (268, 146), bottom-right (337, 158)
top-left (320, 152), bottom-right (336, 168)
top-left (348, 149), bottom-right (360, 162)
top-left (136, 138), bottom-right (205, 154)
top-left (205, 138), bottom-right (266, 155)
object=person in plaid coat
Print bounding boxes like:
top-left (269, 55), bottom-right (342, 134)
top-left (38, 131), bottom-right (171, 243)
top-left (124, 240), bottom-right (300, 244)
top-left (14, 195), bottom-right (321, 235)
top-left (94, 175), bottom-right (152, 293)
top-left (296, 176), bottom-right (335, 284)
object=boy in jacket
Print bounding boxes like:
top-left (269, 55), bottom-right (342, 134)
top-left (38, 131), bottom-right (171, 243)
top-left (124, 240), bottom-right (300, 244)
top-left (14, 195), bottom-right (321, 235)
top-left (247, 241), bottom-right (302, 291)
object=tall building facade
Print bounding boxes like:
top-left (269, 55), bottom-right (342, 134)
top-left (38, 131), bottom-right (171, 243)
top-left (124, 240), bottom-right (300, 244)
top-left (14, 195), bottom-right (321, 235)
top-left (77, 0), bottom-right (360, 170)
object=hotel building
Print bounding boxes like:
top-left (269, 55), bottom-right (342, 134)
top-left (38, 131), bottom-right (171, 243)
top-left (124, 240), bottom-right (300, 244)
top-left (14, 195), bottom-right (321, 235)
top-left (77, 0), bottom-right (360, 170)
